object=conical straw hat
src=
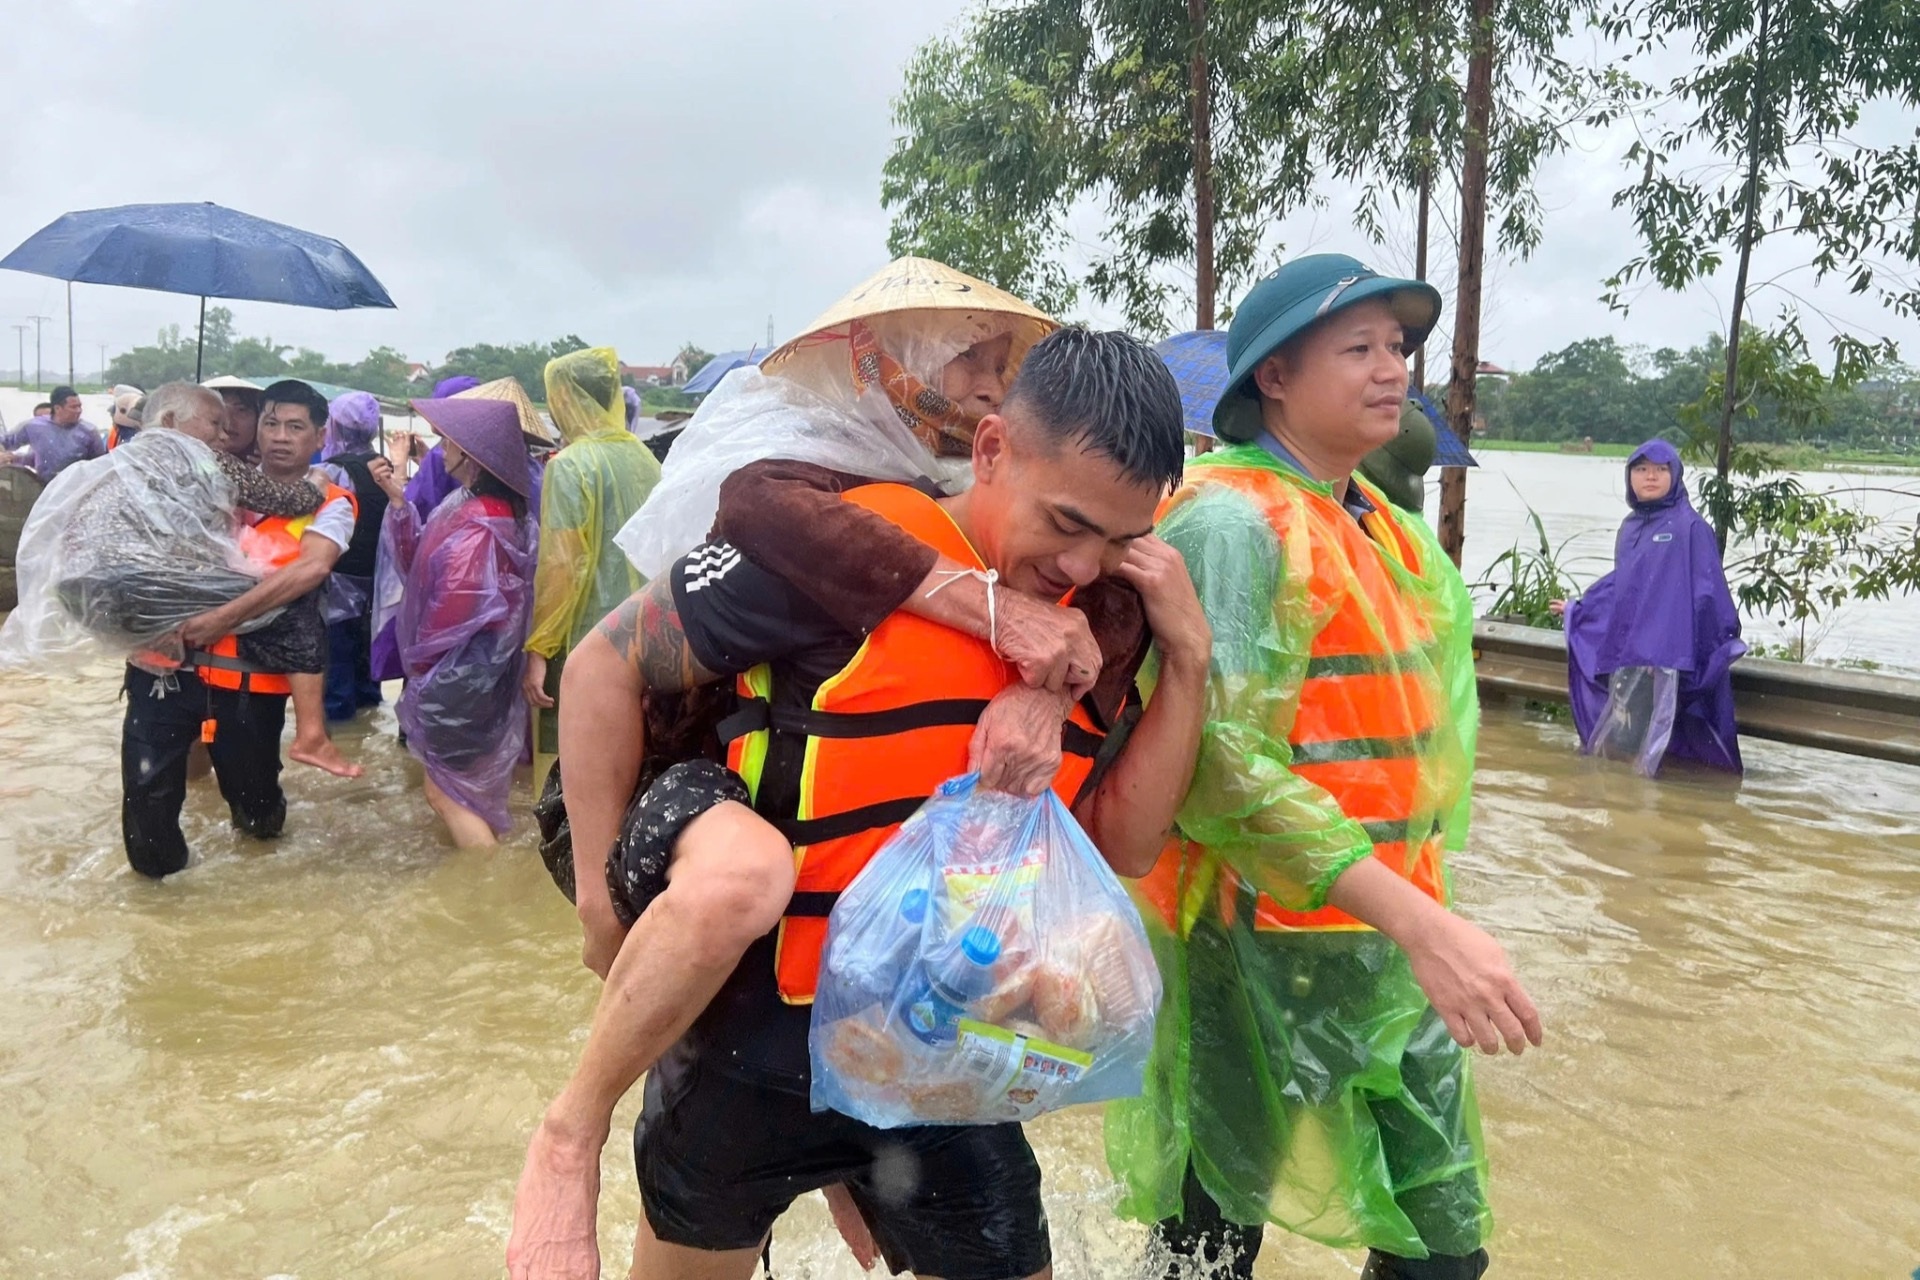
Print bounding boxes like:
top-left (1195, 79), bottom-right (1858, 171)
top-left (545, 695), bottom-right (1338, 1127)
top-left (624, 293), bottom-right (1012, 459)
top-left (454, 376), bottom-right (556, 445)
top-left (762, 256), bottom-right (1055, 371)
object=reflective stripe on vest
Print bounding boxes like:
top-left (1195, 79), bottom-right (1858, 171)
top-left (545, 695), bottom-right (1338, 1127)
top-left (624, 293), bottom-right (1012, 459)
top-left (1175, 465), bottom-right (1452, 934)
top-left (723, 482), bottom-right (1103, 1004)
top-left (199, 482), bottom-right (357, 696)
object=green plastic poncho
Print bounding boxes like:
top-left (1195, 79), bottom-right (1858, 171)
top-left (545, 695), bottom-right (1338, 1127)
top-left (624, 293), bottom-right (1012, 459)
top-left (528, 347), bottom-right (663, 657)
top-left (1106, 443), bottom-right (1490, 1260)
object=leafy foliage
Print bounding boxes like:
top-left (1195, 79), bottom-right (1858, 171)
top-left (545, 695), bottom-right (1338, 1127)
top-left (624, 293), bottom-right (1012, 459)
top-left (882, 0), bottom-right (1617, 335)
top-left (1475, 330), bottom-right (1920, 451)
top-left (1601, 0), bottom-right (1920, 333)
top-left (884, 0), bottom-right (1319, 331)
top-left (1476, 504), bottom-right (1581, 629)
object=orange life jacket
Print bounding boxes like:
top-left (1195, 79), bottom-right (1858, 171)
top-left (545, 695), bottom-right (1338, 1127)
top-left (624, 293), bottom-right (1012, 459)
top-left (723, 482), bottom-right (1105, 1004)
top-left (193, 483), bottom-right (358, 695)
top-left (1139, 463), bottom-right (1451, 935)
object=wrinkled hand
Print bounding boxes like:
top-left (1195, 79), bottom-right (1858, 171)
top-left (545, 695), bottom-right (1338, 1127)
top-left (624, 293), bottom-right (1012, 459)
top-left (178, 608), bottom-right (234, 649)
top-left (822, 1183), bottom-right (877, 1271)
top-left (368, 456), bottom-right (407, 506)
top-left (993, 588), bottom-right (1101, 698)
top-left (970, 682), bottom-right (1071, 797)
top-left (525, 652), bottom-right (556, 710)
top-left (385, 430), bottom-right (415, 471)
top-left (1404, 912), bottom-right (1543, 1056)
top-left (506, 1115), bottom-right (605, 1280)
top-left (1114, 536), bottom-right (1210, 674)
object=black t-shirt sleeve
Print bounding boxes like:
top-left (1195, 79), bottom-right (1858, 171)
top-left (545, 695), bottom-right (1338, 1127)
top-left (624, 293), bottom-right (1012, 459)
top-left (668, 540), bottom-right (852, 676)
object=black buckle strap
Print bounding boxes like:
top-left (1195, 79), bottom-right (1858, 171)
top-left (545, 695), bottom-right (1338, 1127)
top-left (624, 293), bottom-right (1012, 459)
top-left (784, 890), bottom-right (841, 918)
top-left (719, 696), bottom-right (991, 745)
top-left (771, 796), bottom-right (928, 848)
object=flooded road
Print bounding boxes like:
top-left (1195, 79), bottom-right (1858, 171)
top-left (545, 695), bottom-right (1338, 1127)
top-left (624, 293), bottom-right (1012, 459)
top-left (2, 661), bottom-right (1917, 1279)
top-left (1452, 450), bottom-right (1920, 669)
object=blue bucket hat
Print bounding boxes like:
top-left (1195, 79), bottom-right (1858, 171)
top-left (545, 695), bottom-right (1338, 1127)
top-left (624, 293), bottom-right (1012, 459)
top-left (1212, 253), bottom-right (1444, 443)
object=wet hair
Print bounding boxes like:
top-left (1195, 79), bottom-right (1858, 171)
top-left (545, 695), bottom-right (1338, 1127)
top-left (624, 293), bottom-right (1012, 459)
top-left (1002, 327), bottom-right (1185, 490)
top-left (468, 465), bottom-right (528, 522)
top-left (49, 385), bottom-right (78, 407)
top-left (142, 382), bottom-right (221, 434)
top-left (260, 379), bottom-right (330, 429)
top-left (32, 402), bottom-right (51, 416)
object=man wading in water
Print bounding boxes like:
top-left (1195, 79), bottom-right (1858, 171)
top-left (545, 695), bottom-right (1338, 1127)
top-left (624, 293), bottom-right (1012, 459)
top-left (508, 330), bottom-right (1214, 1280)
top-left (1106, 255), bottom-right (1543, 1280)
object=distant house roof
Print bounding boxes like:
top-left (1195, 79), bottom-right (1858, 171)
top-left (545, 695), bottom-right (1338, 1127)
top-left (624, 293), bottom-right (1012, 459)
top-left (622, 364), bottom-right (677, 385)
top-left (1477, 361), bottom-right (1511, 378)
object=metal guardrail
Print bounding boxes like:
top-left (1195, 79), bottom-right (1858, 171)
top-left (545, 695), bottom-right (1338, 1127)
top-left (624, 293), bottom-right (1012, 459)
top-left (1473, 620), bottom-right (1920, 768)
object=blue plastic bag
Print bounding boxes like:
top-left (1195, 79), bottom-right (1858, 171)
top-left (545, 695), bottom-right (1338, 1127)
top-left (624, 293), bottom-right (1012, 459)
top-left (810, 774), bottom-right (1162, 1127)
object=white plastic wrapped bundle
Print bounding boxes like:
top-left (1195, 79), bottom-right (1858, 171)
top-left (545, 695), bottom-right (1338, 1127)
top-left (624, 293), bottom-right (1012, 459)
top-left (0, 431), bottom-right (269, 671)
top-left (811, 775), bottom-right (1162, 1128)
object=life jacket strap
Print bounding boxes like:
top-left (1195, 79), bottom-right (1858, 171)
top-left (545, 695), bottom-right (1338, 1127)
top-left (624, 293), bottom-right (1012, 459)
top-left (721, 694), bottom-right (1103, 760)
top-left (784, 890), bottom-right (840, 918)
top-left (773, 795), bottom-right (928, 848)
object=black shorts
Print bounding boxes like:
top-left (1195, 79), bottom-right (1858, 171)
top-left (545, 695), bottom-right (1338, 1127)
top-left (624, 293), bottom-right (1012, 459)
top-left (636, 1048), bottom-right (1051, 1280)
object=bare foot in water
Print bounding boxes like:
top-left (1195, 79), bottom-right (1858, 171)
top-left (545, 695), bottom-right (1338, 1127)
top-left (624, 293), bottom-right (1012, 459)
top-left (289, 733), bottom-right (364, 778)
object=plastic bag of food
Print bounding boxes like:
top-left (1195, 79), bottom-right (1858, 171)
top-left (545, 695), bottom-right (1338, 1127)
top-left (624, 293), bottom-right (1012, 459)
top-left (811, 774), bottom-right (1161, 1128)
top-left (0, 431), bottom-right (272, 672)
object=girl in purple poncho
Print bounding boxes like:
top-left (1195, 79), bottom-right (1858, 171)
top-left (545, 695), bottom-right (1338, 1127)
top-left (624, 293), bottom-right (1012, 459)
top-left (371, 396), bottom-right (537, 846)
top-left (1555, 439), bottom-right (1746, 775)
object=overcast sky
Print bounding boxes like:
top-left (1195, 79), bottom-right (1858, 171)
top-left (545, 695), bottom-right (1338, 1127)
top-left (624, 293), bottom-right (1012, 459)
top-left (1, 0), bottom-right (1913, 382)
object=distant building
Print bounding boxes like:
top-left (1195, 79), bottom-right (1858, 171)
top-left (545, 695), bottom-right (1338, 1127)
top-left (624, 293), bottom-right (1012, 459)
top-left (405, 362), bottom-right (432, 384)
top-left (621, 363), bottom-right (679, 388)
top-left (1476, 361), bottom-right (1511, 378)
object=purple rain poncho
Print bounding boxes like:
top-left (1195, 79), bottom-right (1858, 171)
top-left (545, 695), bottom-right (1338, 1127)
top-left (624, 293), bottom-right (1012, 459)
top-left (1566, 439), bottom-right (1745, 774)
top-left (2, 415), bottom-right (108, 482)
top-left (378, 490), bottom-right (536, 834)
top-left (325, 391), bottom-right (382, 458)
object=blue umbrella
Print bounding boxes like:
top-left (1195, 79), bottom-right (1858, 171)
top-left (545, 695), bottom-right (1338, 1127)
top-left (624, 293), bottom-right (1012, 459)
top-left (0, 201), bottom-right (395, 379)
top-left (1152, 329), bottom-right (1477, 466)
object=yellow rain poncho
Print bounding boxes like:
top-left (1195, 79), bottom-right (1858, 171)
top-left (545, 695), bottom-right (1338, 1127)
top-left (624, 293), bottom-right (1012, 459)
top-left (527, 347), bottom-right (663, 657)
top-left (1106, 443), bottom-right (1490, 1260)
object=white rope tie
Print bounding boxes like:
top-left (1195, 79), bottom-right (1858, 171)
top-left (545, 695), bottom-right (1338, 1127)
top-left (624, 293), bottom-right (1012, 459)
top-left (925, 567), bottom-right (999, 655)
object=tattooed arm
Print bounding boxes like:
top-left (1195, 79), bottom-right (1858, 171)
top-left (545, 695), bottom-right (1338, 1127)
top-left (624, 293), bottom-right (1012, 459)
top-left (561, 578), bottom-right (720, 979)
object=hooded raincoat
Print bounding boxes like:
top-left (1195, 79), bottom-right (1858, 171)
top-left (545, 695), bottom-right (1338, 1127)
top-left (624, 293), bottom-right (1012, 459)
top-left (1105, 443), bottom-right (1490, 1261)
top-left (527, 347), bottom-right (662, 657)
top-left (381, 489), bottom-right (537, 835)
top-left (1565, 440), bottom-right (1744, 774)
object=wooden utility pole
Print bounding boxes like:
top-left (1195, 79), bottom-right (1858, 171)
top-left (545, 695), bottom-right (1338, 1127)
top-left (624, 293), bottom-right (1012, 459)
top-left (1439, 0), bottom-right (1496, 566)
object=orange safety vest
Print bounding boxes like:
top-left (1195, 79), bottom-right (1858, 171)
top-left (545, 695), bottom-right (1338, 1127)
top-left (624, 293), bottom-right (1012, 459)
top-left (1139, 463), bottom-right (1451, 935)
top-left (193, 483), bottom-right (358, 696)
top-left (723, 482), bottom-right (1105, 1004)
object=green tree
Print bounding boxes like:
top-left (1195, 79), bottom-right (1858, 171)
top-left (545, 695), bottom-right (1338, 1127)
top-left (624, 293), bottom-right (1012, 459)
top-left (884, 0), bottom-right (1317, 332)
top-left (437, 336), bottom-right (588, 402)
top-left (1601, 0), bottom-right (1920, 530)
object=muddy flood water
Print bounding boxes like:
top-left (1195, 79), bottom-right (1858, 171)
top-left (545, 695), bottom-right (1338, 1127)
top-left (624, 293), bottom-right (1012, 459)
top-left (2, 655), bottom-right (1918, 1279)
